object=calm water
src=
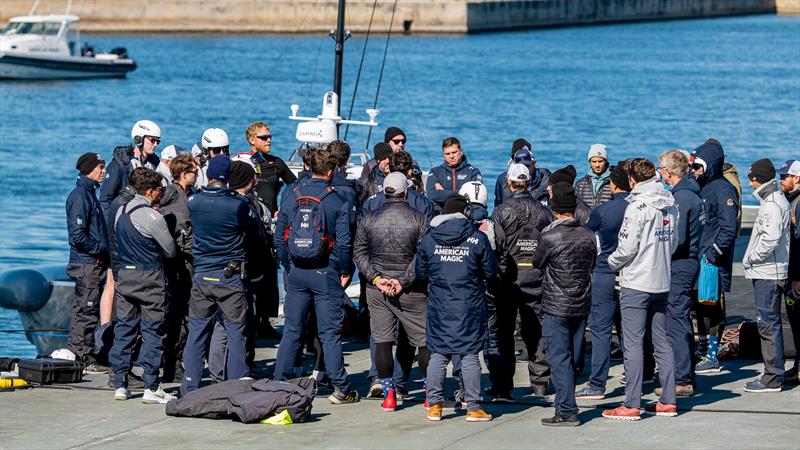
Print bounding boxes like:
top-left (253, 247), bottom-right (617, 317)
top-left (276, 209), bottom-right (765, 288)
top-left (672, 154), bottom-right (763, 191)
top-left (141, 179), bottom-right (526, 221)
top-left (0, 14), bottom-right (798, 356)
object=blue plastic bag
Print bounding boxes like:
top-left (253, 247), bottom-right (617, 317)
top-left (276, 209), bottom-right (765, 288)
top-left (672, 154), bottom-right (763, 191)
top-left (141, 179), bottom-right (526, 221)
top-left (697, 254), bottom-right (719, 305)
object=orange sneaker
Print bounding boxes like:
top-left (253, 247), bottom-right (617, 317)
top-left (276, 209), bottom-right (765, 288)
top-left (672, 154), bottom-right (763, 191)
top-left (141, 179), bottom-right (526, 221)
top-left (427, 403), bottom-right (443, 421)
top-left (643, 402), bottom-right (677, 417)
top-left (465, 408), bottom-right (492, 422)
top-left (602, 405), bottom-right (641, 421)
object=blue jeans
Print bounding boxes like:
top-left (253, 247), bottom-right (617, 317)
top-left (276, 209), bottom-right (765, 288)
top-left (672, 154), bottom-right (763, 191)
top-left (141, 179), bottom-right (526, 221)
top-left (668, 259), bottom-right (699, 386)
top-left (543, 313), bottom-right (586, 418)
top-left (274, 267), bottom-right (351, 393)
top-left (588, 271), bottom-right (618, 390)
top-left (427, 353), bottom-right (481, 411)
top-left (753, 279), bottom-right (785, 387)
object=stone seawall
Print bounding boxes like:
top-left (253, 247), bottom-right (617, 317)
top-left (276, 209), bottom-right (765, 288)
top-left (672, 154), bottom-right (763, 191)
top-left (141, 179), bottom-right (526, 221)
top-left (0, 0), bottom-right (783, 34)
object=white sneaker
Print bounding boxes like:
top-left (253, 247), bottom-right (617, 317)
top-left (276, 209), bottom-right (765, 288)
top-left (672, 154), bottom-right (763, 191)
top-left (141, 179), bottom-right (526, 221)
top-left (142, 386), bottom-right (176, 404)
top-left (114, 387), bottom-right (129, 401)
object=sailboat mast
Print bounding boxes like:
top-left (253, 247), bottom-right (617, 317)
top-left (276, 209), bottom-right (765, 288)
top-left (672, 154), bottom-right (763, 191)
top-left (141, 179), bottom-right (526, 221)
top-left (333, 0), bottom-right (346, 117)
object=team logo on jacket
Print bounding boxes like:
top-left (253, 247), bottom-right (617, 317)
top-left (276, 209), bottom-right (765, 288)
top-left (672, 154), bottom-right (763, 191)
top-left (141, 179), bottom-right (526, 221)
top-left (434, 245), bottom-right (470, 262)
top-left (663, 218), bottom-right (670, 227)
top-left (726, 198), bottom-right (734, 207)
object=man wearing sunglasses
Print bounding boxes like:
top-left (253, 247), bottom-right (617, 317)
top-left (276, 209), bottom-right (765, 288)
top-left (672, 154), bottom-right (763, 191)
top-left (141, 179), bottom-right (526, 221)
top-left (359, 126), bottom-right (408, 183)
top-left (100, 120), bottom-right (162, 212)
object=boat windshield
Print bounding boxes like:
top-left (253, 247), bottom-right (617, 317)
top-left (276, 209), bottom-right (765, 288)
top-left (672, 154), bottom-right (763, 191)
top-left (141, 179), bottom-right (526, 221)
top-left (2, 21), bottom-right (61, 36)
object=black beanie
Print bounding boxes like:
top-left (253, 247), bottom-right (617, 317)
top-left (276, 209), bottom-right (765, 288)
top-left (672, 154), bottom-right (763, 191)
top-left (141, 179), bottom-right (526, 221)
top-left (610, 162), bottom-right (631, 192)
top-left (374, 142), bottom-right (393, 161)
top-left (384, 127), bottom-right (405, 143)
top-left (549, 165), bottom-right (577, 185)
top-left (229, 161), bottom-right (256, 190)
top-left (748, 158), bottom-right (775, 184)
top-left (511, 138), bottom-right (532, 157)
top-left (443, 194), bottom-right (469, 215)
top-left (550, 182), bottom-right (578, 213)
top-left (76, 152), bottom-right (104, 175)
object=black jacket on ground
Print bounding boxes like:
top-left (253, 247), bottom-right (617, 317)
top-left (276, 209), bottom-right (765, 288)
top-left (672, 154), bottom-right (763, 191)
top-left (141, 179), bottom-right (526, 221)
top-left (491, 190), bottom-right (553, 297)
top-left (354, 197), bottom-right (429, 290)
top-left (532, 218), bottom-right (596, 318)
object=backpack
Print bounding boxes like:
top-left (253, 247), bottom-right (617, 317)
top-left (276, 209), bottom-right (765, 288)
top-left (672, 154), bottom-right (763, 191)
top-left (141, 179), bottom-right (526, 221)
top-left (286, 188), bottom-right (334, 265)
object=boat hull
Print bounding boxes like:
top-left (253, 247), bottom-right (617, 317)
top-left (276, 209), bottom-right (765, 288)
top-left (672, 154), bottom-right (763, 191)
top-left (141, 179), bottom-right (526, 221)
top-left (0, 52), bottom-right (136, 80)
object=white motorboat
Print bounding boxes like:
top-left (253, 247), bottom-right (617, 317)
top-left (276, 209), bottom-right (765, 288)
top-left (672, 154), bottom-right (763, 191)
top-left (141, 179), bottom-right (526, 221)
top-left (0, 14), bottom-right (136, 80)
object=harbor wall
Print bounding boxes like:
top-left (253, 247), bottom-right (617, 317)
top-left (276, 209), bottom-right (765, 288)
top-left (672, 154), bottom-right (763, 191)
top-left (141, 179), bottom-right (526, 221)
top-left (0, 0), bottom-right (785, 34)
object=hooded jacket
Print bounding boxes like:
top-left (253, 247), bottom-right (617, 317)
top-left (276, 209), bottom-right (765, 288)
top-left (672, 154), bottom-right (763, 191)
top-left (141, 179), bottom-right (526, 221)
top-left (494, 167), bottom-right (550, 208)
top-left (416, 213), bottom-right (498, 355)
top-left (354, 197), bottom-right (429, 291)
top-left (575, 166), bottom-right (614, 209)
top-left (693, 141), bottom-right (739, 292)
top-left (743, 181), bottom-right (790, 280)
top-left (99, 145), bottom-right (160, 211)
top-left (586, 191), bottom-right (629, 274)
top-left (360, 187), bottom-right (436, 222)
top-left (670, 175), bottom-right (704, 261)
top-left (66, 175), bottom-right (109, 264)
top-left (532, 218), bottom-right (597, 318)
top-left (426, 156), bottom-right (483, 205)
top-left (786, 187), bottom-right (800, 282)
top-left (608, 178), bottom-right (679, 293)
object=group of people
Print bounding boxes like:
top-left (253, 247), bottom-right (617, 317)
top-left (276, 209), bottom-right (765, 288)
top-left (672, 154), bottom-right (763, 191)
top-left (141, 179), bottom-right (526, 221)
top-left (65, 119), bottom-right (800, 425)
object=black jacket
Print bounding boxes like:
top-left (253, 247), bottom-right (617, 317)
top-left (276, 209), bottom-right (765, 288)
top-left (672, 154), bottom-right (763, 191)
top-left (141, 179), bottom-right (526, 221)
top-left (532, 218), bottom-right (597, 318)
top-left (354, 197), bottom-right (429, 290)
top-left (159, 183), bottom-right (194, 257)
top-left (67, 175), bottom-right (109, 264)
top-left (491, 190), bottom-right (553, 296)
top-left (574, 169), bottom-right (614, 209)
top-left (105, 184), bottom-right (136, 274)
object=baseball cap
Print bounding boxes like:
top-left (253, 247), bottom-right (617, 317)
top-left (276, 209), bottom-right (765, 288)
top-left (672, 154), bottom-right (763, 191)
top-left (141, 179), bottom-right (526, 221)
top-left (507, 163), bottom-right (531, 182)
top-left (513, 149), bottom-right (535, 167)
top-left (160, 144), bottom-right (185, 161)
top-left (778, 159), bottom-right (800, 177)
top-left (207, 156), bottom-right (231, 182)
top-left (383, 172), bottom-right (409, 194)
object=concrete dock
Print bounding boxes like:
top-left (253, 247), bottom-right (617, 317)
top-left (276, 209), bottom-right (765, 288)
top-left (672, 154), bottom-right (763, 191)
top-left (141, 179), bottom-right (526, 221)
top-left (1, 276), bottom-right (799, 449)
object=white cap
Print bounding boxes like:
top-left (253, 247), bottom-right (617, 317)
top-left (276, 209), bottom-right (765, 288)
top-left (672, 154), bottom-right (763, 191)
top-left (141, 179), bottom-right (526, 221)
top-left (191, 141), bottom-right (203, 157)
top-left (383, 172), bottom-right (409, 194)
top-left (507, 163), bottom-right (531, 182)
top-left (131, 120), bottom-right (161, 141)
top-left (588, 144), bottom-right (607, 161)
top-left (202, 128), bottom-right (229, 149)
top-left (778, 160), bottom-right (800, 177)
top-left (231, 152), bottom-right (257, 169)
top-left (459, 181), bottom-right (488, 207)
top-left (160, 144), bottom-right (185, 161)
top-left (51, 348), bottom-right (76, 361)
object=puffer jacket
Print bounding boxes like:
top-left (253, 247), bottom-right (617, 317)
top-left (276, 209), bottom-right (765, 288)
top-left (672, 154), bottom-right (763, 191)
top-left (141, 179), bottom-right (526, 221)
top-left (354, 197), bottom-right (429, 291)
top-left (491, 190), bottom-right (553, 296)
top-left (574, 167), bottom-right (614, 209)
top-left (494, 167), bottom-right (550, 207)
top-left (574, 197), bottom-right (592, 225)
top-left (416, 213), bottom-right (498, 355)
top-left (743, 181), bottom-right (790, 280)
top-left (159, 183), bottom-right (193, 256)
top-left (532, 218), bottom-right (597, 318)
top-left (426, 156), bottom-right (483, 205)
top-left (608, 178), bottom-right (679, 294)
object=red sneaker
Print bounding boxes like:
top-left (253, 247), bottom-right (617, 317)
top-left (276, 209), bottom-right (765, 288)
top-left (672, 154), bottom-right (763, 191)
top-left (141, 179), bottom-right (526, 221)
top-left (643, 402), bottom-right (677, 417)
top-left (602, 405), bottom-right (641, 421)
top-left (382, 388), bottom-right (396, 412)
top-left (424, 397), bottom-right (430, 411)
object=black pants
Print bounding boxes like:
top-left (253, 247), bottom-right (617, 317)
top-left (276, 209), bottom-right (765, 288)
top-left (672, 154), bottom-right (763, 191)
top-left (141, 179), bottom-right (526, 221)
top-left (163, 254), bottom-right (193, 381)
top-left (67, 262), bottom-right (106, 360)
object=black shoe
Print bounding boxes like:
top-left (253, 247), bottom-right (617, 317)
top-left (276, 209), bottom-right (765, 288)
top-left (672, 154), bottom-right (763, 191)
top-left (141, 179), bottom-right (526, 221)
top-left (531, 384), bottom-right (551, 397)
top-left (485, 387), bottom-right (513, 403)
top-left (329, 389), bottom-right (361, 404)
top-left (256, 324), bottom-right (282, 340)
top-left (541, 414), bottom-right (580, 427)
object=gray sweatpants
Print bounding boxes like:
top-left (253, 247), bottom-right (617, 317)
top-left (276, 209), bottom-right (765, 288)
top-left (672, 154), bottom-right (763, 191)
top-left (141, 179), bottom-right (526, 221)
top-left (620, 288), bottom-right (676, 409)
top-left (427, 352), bottom-right (482, 412)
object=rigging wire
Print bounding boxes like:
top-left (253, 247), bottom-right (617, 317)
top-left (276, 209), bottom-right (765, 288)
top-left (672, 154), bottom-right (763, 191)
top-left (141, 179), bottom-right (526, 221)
top-left (364, 0), bottom-right (399, 151)
top-left (343, 0), bottom-right (379, 141)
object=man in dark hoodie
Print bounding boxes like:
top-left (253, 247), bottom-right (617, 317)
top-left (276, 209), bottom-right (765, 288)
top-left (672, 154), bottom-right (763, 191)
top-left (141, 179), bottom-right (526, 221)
top-left (417, 194), bottom-right (498, 422)
top-left (359, 142), bottom-right (393, 206)
top-left (426, 137), bottom-right (483, 207)
top-left (359, 126), bottom-right (407, 181)
top-left (487, 164), bottom-right (554, 401)
top-left (576, 162), bottom-right (632, 400)
top-left (494, 139), bottom-right (551, 208)
top-left (533, 182), bottom-right (597, 427)
top-left (100, 120), bottom-right (161, 211)
top-left (547, 165), bottom-right (591, 224)
top-left (689, 138), bottom-right (739, 374)
top-left (658, 150), bottom-right (704, 397)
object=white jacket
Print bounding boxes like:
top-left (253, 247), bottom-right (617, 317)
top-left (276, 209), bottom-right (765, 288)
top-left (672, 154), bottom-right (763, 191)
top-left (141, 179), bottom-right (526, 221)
top-left (743, 181), bottom-right (790, 280)
top-left (608, 178), bottom-right (679, 293)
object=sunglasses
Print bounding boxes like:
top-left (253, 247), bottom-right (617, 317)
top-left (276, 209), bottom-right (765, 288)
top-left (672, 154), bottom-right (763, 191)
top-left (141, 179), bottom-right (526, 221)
top-left (146, 136), bottom-right (161, 144)
top-left (391, 138), bottom-right (406, 145)
top-left (257, 134), bottom-right (272, 141)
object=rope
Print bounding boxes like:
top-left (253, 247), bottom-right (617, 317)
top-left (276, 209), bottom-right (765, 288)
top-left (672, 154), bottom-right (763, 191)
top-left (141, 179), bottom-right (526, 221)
top-left (343, 0), bottom-right (379, 141)
top-left (364, 0), bottom-right (398, 151)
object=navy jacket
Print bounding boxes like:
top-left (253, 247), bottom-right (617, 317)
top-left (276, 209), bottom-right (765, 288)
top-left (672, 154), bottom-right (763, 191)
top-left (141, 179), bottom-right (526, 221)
top-left (694, 141), bottom-right (739, 292)
top-left (188, 185), bottom-right (260, 279)
top-left (359, 187), bottom-right (436, 222)
top-left (786, 188), bottom-right (800, 282)
top-left (670, 175), bottom-right (704, 261)
top-left (99, 145), bottom-right (160, 211)
top-left (274, 178), bottom-right (353, 276)
top-left (586, 192), bottom-right (629, 274)
top-left (66, 175), bottom-right (109, 264)
top-left (416, 213), bottom-right (499, 355)
top-left (425, 157), bottom-right (483, 205)
top-left (494, 167), bottom-right (550, 208)
top-left (105, 185), bottom-right (136, 274)
top-left (330, 169), bottom-right (361, 226)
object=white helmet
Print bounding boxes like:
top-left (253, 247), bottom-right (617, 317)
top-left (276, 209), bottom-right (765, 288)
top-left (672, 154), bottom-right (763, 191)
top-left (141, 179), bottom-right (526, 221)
top-left (202, 128), bottom-right (229, 149)
top-left (131, 120), bottom-right (162, 142)
top-left (50, 348), bottom-right (77, 361)
top-left (459, 181), bottom-right (488, 207)
top-left (231, 152), bottom-right (257, 169)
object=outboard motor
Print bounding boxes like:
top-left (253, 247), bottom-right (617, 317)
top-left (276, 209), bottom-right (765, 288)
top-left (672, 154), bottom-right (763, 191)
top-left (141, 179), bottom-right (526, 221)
top-left (110, 47), bottom-right (128, 59)
top-left (81, 42), bottom-right (95, 57)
